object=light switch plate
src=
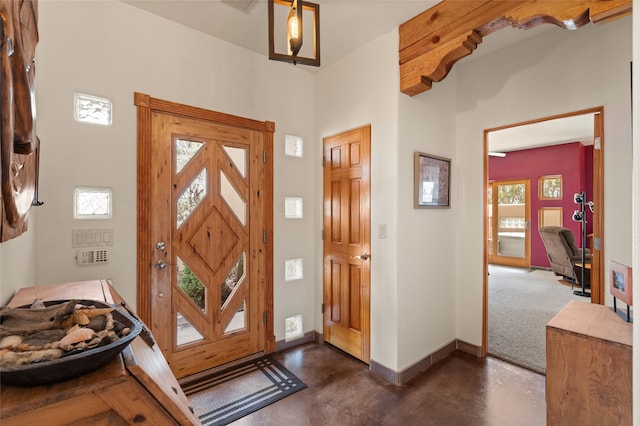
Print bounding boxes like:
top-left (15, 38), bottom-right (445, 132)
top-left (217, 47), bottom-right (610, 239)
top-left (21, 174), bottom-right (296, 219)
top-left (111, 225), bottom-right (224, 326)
top-left (378, 224), bottom-right (387, 239)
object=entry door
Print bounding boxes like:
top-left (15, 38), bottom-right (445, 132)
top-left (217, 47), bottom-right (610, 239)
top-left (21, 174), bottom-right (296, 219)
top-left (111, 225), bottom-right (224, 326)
top-left (323, 125), bottom-right (371, 363)
top-left (136, 94), bottom-right (273, 379)
top-left (488, 179), bottom-right (531, 268)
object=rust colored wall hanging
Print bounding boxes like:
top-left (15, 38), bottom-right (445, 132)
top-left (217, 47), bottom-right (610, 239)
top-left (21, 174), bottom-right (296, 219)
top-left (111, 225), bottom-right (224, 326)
top-left (1, 0), bottom-right (40, 242)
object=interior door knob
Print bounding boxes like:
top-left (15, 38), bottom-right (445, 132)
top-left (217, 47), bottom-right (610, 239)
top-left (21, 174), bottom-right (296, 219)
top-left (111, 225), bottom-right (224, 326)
top-left (351, 253), bottom-right (370, 261)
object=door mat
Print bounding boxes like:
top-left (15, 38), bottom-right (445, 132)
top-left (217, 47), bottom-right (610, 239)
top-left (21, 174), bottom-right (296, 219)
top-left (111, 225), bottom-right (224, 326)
top-left (181, 356), bottom-right (307, 425)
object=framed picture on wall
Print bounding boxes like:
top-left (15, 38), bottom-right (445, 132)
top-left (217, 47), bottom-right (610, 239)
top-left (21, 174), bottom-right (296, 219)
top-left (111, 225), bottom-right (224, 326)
top-left (610, 260), bottom-right (632, 306)
top-left (414, 152), bottom-right (451, 208)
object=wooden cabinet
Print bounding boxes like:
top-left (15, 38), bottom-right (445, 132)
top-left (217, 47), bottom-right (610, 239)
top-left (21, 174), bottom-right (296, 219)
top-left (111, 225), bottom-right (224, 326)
top-left (0, 280), bottom-right (201, 425)
top-left (546, 300), bottom-right (632, 425)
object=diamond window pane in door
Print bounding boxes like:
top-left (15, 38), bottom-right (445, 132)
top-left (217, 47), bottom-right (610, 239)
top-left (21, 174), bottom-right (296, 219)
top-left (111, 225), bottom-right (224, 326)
top-left (176, 139), bottom-right (204, 173)
top-left (221, 253), bottom-right (246, 308)
top-left (224, 300), bottom-right (246, 334)
top-left (223, 146), bottom-right (247, 178)
top-left (220, 171), bottom-right (246, 226)
top-left (176, 256), bottom-right (207, 313)
top-left (176, 312), bottom-right (204, 346)
top-left (177, 169), bottom-right (207, 227)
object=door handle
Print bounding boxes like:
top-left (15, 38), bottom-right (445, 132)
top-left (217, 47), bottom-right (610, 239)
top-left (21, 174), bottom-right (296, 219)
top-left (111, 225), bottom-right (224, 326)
top-left (351, 253), bottom-right (370, 261)
top-left (155, 261), bottom-right (167, 270)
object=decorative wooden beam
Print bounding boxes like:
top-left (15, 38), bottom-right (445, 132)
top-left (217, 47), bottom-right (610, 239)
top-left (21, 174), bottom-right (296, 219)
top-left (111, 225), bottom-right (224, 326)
top-left (399, 0), bottom-right (632, 96)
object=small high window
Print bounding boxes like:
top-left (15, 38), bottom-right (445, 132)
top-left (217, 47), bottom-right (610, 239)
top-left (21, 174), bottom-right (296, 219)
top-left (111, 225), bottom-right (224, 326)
top-left (74, 93), bottom-right (113, 126)
top-left (74, 187), bottom-right (112, 219)
top-left (539, 175), bottom-right (562, 200)
top-left (284, 134), bottom-right (303, 157)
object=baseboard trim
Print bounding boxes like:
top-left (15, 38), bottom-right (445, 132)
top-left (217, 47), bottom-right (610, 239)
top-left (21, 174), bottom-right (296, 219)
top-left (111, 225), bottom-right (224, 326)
top-left (456, 338), bottom-right (483, 357)
top-left (273, 334), bottom-right (483, 386)
top-left (370, 339), bottom-right (483, 385)
top-left (274, 330), bottom-right (319, 352)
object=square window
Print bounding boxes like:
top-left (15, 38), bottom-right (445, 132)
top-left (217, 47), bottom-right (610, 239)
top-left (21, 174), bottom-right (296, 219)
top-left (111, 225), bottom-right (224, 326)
top-left (539, 175), bottom-right (562, 200)
top-left (284, 135), bottom-right (303, 157)
top-left (74, 187), bottom-right (112, 219)
top-left (284, 197), bottom-right (303, 218)
top-left (284, 258), bottom-right (303, 281)
top-left (74, 93), bottom-right (113, 126)
top-left (285, 314), bottom-right (303, 341)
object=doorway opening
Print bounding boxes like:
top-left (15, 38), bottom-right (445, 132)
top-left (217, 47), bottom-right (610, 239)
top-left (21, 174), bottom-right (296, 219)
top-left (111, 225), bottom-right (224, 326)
top-left (482, 107), bottom-right (604, 370)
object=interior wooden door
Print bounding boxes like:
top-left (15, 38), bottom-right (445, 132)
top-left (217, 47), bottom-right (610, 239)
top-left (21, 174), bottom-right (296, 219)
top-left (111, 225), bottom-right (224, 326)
top-left (322, 125), bottom-right (371, 363)
top-left (488, 179), bottom-right (531, 269)
top-left (135, 93), bottom-right (274, 379)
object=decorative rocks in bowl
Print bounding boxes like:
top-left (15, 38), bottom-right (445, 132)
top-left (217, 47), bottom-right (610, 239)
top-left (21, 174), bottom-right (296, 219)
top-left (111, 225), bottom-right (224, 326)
top-left (0, 299), bottom-right (142, 386)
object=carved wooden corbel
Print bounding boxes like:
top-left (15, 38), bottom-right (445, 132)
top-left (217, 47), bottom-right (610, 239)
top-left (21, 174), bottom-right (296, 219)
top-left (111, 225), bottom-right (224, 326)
top-left (399, 0), bottom-right (632, 96)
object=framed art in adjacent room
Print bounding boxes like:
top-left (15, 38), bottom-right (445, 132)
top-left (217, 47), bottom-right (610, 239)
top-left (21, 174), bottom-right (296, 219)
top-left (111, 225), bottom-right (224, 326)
top-left (414, 152), bottom-right (450, 208)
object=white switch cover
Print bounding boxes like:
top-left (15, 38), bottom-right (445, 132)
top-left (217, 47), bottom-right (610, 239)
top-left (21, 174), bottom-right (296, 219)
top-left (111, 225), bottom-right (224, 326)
top-left (378, 224), bottom-right (387, 239)
top-left (72, 229), bottom-right (114, 248)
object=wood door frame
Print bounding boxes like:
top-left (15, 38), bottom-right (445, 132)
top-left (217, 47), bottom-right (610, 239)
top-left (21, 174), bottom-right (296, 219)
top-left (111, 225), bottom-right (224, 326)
top-left (134, 92), bottom-right (276, 354)
top-left (482, 106), bottom-right (605, 355)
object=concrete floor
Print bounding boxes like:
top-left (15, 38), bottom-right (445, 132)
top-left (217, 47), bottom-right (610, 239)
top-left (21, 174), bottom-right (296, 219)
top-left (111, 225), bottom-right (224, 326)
top-left (233, 342), bottom-right (546, 425)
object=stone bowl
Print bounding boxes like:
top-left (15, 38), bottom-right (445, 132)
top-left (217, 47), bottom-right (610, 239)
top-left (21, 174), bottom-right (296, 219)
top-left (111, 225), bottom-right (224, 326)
top-left (0, 300), bottom-right (142, 387)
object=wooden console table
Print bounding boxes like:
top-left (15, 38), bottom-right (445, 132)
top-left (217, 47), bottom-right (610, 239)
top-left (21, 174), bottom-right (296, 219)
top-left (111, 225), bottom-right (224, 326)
top-left (0, 280), bottom-right (201, 425)
top-left (546, 300), bottom-right (632, 425)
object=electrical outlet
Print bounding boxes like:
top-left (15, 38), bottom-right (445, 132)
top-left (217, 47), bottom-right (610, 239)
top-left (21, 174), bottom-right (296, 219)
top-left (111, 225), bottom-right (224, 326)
top-left (76, 249), bottom-right (108, 265)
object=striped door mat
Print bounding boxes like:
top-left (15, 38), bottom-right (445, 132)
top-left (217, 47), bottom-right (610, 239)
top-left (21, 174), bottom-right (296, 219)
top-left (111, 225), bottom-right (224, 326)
top-left (182, 356), bottom-right (307, 425)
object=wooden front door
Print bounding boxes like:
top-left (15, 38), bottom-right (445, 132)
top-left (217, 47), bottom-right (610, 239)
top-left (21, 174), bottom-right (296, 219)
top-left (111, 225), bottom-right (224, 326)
top-left (135, 93), bottom-right (274, 379)
top-left (322, 125), bottom-right (371, 363)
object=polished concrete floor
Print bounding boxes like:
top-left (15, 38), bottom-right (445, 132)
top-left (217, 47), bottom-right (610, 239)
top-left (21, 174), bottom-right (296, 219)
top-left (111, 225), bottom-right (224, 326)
top-left (234, 343), bottom-right (546, 425)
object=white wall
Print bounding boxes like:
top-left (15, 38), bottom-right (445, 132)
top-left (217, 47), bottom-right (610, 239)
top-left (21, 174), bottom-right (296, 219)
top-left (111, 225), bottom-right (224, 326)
top-left (17, 0), bottom-right (318, 342)
top-left (452, 19), bottom-right (633, 345)
top-left (315, 31), bottom-right (402, 370)
top-left (632, 6), bottom-right (639, 425)
top-left (0, 214), bottom-right (38, 304)
top-left (397, 76), bottom-right (458, 370)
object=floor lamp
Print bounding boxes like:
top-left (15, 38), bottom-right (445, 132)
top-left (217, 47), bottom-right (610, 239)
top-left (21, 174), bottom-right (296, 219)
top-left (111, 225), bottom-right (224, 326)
top-left (572, 191), bottom-right (591, 297)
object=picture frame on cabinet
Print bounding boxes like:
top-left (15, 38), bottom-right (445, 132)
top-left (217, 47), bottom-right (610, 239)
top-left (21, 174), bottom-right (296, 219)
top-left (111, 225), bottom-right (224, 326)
top-left (610, 260), bottom-right (632, 306)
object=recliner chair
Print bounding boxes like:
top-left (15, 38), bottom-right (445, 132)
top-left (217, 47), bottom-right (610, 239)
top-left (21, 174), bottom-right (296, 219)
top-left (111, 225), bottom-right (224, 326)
top-left (538, 226), bottom-right (590, 283)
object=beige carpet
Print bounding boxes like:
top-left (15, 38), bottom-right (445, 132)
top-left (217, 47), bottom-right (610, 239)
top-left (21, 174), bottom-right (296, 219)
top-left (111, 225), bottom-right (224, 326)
top-left (487, 265), bottom-right (587, 374)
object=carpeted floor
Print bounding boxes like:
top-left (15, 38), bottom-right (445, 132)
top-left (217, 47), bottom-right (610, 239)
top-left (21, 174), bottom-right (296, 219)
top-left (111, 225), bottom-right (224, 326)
top-left (181, 355), bottom-right (306, 426)
top-left (487, 264), bottom-right (587, 374)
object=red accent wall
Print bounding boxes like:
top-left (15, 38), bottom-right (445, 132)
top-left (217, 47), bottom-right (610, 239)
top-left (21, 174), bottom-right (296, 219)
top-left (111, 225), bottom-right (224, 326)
top-left (489, 142), bottom-right (593, 268)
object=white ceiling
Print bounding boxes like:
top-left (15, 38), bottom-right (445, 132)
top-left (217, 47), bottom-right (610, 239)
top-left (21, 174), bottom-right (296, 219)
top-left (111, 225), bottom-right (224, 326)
top-left (121, 0), bottom-right (593, 150)
top-left (121, 0), bottom-right (553, 69)
top-left (488, 113), bottom-right (595, 153)
top-left (122, 0), bottom-right (438, 68)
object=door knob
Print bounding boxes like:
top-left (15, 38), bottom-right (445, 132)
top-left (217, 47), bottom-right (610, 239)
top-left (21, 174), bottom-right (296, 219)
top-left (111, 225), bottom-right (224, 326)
top-left (351, 253), bottom-right (370, 261)
top-left (155, 261), bottom-right (167, 270)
